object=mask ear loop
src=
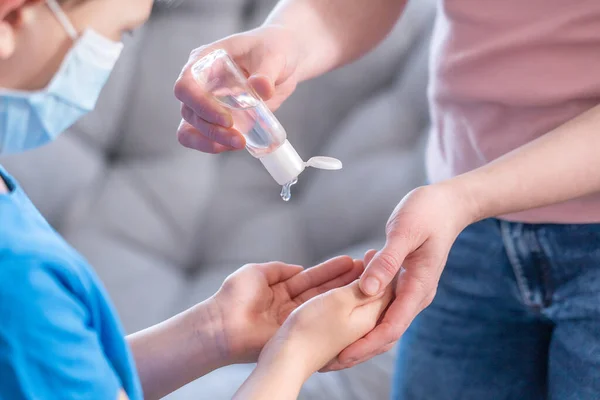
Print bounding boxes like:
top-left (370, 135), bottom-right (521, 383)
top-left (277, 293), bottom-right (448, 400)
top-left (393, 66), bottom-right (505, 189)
top-left (46, 0), bottom-right (78, 41)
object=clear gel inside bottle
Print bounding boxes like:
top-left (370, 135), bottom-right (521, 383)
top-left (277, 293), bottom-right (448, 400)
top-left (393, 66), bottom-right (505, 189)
top-left (192, 50), bottom-right (286, 158)
top-left (192, 50), bottom-right (342, 201)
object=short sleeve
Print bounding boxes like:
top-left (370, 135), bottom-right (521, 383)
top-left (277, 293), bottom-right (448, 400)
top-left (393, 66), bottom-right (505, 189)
top-left (0, 258), bottom-right (123, 400)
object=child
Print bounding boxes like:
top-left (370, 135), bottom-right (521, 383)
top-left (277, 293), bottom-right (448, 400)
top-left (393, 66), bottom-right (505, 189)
top-left (174, 0), bottom-right (600, 398)
top-left (0, 1), bottom-right (390, 399)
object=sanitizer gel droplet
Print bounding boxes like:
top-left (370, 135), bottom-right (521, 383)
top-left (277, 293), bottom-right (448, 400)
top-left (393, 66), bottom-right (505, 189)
top-left (280, 178), bottom-right (298, 202)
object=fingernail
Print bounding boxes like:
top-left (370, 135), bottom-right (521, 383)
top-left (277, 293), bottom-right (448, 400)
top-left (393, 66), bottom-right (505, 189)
top-left (230, 136), bottom-right (245, 149)
top-left (362, 277), bottom-right (381, 295)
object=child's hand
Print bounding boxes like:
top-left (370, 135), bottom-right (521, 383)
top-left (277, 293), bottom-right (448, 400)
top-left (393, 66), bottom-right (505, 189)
top-left (258, 251), bottom-right (394, 377)
top-left (210, 256), bottom-right (364, 364)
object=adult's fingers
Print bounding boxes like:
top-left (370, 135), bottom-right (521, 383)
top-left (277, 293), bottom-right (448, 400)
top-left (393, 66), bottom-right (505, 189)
top-left (348, 341), bottom-right (396, 369)
top-left (176, 120), bottom-right (234, 154)
top-left (321, 342), bottom-right (396, 372)
top-left (359, 235), bottom-right (411, 296)
top-left (316, 284), bottom-right (393, 371)
top-left (350, 284), bottom-right (393, 323)
top-left (243, 40), bottom-right (295, 100)
top-left (180, 105), bottom-right (245, 149)
top-left (174, 61), bottom-right (233, 128)
top-left (248, 74), bottom-right (276, 102)
top-left (324, 279), bottom-right (392, 316)
top-left (338, 270), bottom-right (437, 365)
top-left (285, 256), bottom-right (355, 298)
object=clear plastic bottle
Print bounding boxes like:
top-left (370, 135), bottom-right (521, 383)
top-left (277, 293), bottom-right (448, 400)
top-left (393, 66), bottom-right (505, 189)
top-left (192, 49), bottom-right (342, 201)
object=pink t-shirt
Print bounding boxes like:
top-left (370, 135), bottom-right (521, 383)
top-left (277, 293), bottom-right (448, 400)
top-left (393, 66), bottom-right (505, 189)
top-left (426, 0), bottom-right (600, 223)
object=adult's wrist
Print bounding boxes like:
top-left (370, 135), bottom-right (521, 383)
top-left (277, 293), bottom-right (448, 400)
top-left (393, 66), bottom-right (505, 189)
top-left (436, 176), bottom-right (486, 228)
top-left (257, 22), bottom-right (316, 83)
top-left (262, 0), bottom-right (344, 83)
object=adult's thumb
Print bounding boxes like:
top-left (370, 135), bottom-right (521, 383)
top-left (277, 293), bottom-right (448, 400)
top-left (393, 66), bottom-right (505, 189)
top-left (248, 74), bottom-right (276, 101)
top-left (247, 51), bottom-right (289, 101)
top-left (359, 241), bottom-right (409, 296)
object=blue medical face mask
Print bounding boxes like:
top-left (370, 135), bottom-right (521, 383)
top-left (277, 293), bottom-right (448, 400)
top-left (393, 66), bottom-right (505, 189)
top-left (0, 0), bottom-right (124, 155)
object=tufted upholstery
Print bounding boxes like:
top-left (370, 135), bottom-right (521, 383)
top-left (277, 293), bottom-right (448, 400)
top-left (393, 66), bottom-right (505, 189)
top-left (1, 0), bottom-right (435, 398)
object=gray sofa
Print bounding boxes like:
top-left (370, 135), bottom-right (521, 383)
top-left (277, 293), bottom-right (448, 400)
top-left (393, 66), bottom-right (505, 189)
top-left (0, 0), bottom-right (435, 398)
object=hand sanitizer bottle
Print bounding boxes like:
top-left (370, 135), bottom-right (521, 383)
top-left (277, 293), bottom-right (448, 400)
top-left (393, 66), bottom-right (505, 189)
top-left (191, 49), bottom-right (342, 201)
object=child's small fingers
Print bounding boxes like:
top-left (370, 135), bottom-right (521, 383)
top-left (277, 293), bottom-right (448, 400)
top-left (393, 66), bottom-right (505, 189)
top-left (286, 256), bottom-right (354, 298)
top-left (255, 262), bottom-right (304, 285)
top-left (363, 249), bottom-right (378, 268)
top-left (353, 259), bottom-right (366, 277)
top-left (294, 260), bottom-right (364, 303)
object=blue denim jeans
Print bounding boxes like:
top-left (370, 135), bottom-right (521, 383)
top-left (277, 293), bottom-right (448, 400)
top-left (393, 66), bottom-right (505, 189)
top-left (392, 219), bottom-right (600, 400)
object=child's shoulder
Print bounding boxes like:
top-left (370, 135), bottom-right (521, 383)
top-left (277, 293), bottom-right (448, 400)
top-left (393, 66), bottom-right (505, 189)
top-left (0, 175), bottom-right (95, 302)
top-left (0, 251), bottom-right (86, 307)
top-left (0, 253), bottom-right (132, 400)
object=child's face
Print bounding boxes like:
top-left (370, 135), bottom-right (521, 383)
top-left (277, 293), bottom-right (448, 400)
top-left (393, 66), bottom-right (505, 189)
top-left (0, 0), bottom-right (153, 91)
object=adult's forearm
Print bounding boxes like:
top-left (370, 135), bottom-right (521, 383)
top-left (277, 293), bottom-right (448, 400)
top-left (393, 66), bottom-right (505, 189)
top-left (265, 0), bottom-right (407, 81)
top-left (447, 104), bottom-right (600, 222)
top-left (127, 300), bottom-right (228, 400)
